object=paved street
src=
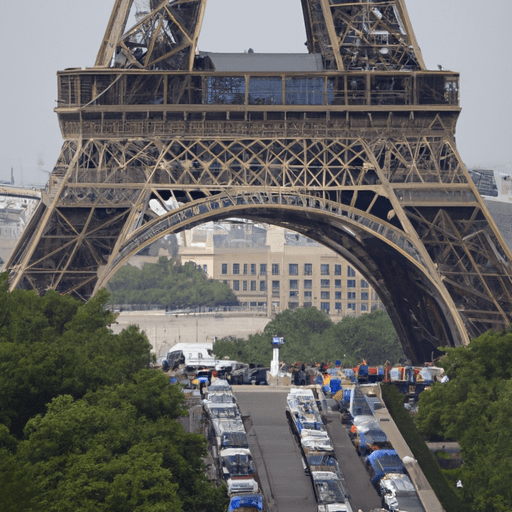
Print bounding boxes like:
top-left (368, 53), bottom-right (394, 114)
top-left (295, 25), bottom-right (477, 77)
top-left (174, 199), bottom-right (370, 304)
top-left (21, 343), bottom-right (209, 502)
top-left (235, 389), bottom-right (316, 512)
top-left (323, 413), bottom-right (382, 511)
top-left (235, 387), bottom-right (382, 512)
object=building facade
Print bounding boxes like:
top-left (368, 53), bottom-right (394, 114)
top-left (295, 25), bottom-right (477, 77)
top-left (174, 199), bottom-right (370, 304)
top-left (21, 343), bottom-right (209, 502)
top-left (178, 223), bottom-right (382, 318)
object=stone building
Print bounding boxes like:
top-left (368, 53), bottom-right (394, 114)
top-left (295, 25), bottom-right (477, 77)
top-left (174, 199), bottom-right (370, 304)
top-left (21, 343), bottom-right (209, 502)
top-left (177, 222), bottom-right (383, 318)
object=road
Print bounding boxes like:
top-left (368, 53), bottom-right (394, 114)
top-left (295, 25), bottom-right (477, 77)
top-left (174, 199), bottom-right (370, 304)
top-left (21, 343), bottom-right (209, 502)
top-left (235, 388), bottom-right (316, 512)
top-left (234, 387), bottom-right (383, 512)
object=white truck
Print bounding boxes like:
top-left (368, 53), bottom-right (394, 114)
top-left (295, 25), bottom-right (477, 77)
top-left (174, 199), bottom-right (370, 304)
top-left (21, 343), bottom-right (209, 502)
top-left (166, 342), bottom-right (240, 372)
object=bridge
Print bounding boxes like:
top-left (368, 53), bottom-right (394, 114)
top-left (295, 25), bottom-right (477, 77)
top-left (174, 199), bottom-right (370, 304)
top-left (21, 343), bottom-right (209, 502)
top-left (6, 0), bottom-right (512, 364)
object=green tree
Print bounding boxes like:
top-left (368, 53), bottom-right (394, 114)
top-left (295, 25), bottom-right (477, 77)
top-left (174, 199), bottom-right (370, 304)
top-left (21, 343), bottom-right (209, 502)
top-left (0, 278), bottom-right (226, 511)
top-left (0, 278), bottom-right (152, 438)
top-left (415, 329), bottom-right (512, 512)
top-left (326, 309), bottom-right (404, 366)
top-left (1, 371), bottom-right (228, 512)
top-left (213, 307), bottom-right (403, 366)
top-left (106, 257), bottom-right (238, 308)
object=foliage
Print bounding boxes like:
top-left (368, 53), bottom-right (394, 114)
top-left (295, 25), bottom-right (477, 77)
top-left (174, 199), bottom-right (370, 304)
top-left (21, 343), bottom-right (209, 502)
top-left (2, 372), bottom-right (227, 512)
top-left (327, 309), bottom-right (404, 365)
top-left (106, 257), bottom-right (238, 307)
top-left (0, 277), bottom-right (152, 438)
top-left (415, 329), bottom-right (512, 511)
top-left (381, 384), bottom-right (469, 512)
top-left (213, 307), bottom-right (404, 366)
top-left (0, 277), bottom-right (227, 511)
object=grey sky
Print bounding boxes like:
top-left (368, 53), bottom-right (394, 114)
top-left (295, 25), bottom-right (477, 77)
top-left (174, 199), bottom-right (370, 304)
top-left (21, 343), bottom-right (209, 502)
top-left (1, 0), bottom-right (510, 186)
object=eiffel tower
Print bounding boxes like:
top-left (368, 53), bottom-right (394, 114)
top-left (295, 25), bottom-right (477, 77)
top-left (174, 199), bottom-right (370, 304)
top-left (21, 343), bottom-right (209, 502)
top-left (7, 0), bottom-right (512, 364)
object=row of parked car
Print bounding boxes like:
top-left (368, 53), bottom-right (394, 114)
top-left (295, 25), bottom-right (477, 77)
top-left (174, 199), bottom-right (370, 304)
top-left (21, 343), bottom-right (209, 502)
top-left (338, 385), bottom-right (425, 512)
top-left (286, 387), bottom-right (353, 512)
top-left (202, 379), bottom-right (266, 512)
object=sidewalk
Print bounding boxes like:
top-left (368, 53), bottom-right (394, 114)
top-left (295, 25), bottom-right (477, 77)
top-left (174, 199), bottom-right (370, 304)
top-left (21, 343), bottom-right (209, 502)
top-left (373, 397), bottom-right (445, 512)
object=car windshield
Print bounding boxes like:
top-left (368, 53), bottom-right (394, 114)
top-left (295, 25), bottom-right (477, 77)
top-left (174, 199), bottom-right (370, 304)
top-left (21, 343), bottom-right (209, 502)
top-left (208, 405), bottom-right (240, 419)
top-left (314, 479), bottom-right (346, 503)
top-left (223, 454), bottom-right (256, 476)
top-left (222, 432), bottom-right (249, 448)
top-left (208, 393), bottom-right (236, 403)
top-left (308, 454), bottom-right (338, 467)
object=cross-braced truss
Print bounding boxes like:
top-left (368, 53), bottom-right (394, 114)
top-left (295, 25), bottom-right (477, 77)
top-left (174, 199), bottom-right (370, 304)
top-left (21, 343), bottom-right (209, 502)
top-left (7, 0), bottom-right (512, 363)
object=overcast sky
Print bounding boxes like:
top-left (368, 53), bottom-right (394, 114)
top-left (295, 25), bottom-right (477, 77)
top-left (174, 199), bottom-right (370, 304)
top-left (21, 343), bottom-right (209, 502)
top-left (1, 0), bottom-right (510, 186)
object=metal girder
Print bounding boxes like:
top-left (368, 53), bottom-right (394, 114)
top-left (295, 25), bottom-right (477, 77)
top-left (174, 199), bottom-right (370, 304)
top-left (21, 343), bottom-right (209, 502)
top-left (95, 0), bottom-right (134, 67)
top-left (95, 0), bottom-right (207, 71)
top-left (302, 0), bottom-right (425, 71)
top-left (7, 0), bottom-right (512, 364)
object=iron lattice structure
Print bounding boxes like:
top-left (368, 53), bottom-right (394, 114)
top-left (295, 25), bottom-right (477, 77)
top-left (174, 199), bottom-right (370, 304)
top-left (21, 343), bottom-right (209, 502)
top-left (7, 0), bottom-right (512, 363)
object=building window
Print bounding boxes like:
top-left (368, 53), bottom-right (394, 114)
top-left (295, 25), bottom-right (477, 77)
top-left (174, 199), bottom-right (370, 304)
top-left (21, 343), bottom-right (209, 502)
top-left (243, 263), bottom-right (248, 275)
top-left (304, 279), bottom-right (312, 289)
top-left (272, 263), bottom-right (279, 275)
top-left (321, 291), bottom-right (330, 300)
top-left (361, 303), bottom-right (368, 312)
top-left (335, 302), bottom-right (342, 310)
top-left (203, 264), bottom-right (207, 273)
top-left (334, 264), bottom-right (341, 275)
top-left (288, 302), bottom-right (299, 309)
top-left (303, 302), bottom-right (312, 308)
top-left (335, 291), bottom-right (341, 300)
top-left (272, 280), bottom-right (280, 290)
top-left (260, 264), bottom-right (267, 275)
top-left (260, 280), bottom-right (267, 291)
top-left (289, 263), bottom-right (298, 275)
top-left (233, 280), bottom-right (240, 291)
top-left (335, 279), bottom-right (341, 288)
top-left (347, 302), bottom-right (356, 311)
top-left (347, 280), bottom-right (356, 288)
top-left (251, 281), bottom-right (256, 291)
top-left (361, 292), bottom-right (369, 301)
top-left (347, 292), bottom-right (356, 300)
top-left (321, 264), bottom-right (330, 275)
top-left (289, 279), bottom-right (299, 290)
top-left (361, 279), bottom-right (369, 288)
top-left (243, 281), bottom-right (248, 291)
top-left (251, 264), bottom-right (256, 275)
top-left (304, 263), bottom-right (312, 275)
top-left (321, 279), bottom-right (330, 288)
top-left (321, 302), bottom-right (330, 312)
top-left (290, 290), bottom-right (299, 298)
top-left (221, 263), bottom-right (228, 275)
top-left (347, 266), bottom-right (356, 277)
top-left (233, 263), bottom-right (240, 275)
top-left (223, 280), bottom-right (229, 285)
top-left (304, 291), bottom-right (312, 299)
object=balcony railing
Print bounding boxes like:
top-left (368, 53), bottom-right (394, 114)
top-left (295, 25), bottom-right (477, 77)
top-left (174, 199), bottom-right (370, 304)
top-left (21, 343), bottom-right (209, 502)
top-left (57, 70), bottom-right (459, 110)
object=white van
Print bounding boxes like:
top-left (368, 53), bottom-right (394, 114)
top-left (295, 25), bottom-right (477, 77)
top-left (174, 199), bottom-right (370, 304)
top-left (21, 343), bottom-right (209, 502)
top-left (166, 342), bottom-right (214, 368)
top-left (166, 342), bottom-right (239, 371)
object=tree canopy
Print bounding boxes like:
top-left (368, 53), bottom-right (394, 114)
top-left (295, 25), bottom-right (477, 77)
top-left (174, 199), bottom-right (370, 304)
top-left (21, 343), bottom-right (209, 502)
top-left (415, 329), bottom-right (512, 512)
top-left (213, 307), bottom-right (404, 366)
top-left (0, 276), bottom-right (151, 438)
top-left (0, 274), bottom-right (228, 512)
top-left (106, 257), bottom-right (238, 308)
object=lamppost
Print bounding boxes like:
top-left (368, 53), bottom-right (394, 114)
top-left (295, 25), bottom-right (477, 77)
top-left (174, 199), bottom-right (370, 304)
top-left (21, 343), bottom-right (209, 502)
top-left (270, 336), bottom-right (284, 376)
